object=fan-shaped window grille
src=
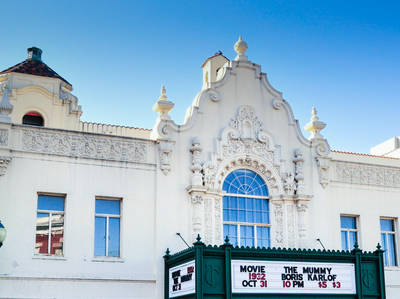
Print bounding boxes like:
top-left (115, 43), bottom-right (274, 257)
top-left (222, 169), bottom-right (270, 248)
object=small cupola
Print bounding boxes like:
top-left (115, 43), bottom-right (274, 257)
top-left (201, 51), bottom-right (229, 89)
top-left (27, 47), bottom-right (43, 61)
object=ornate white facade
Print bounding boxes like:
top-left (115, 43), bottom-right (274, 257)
top-left (0, 40), bottom-right (399, 298)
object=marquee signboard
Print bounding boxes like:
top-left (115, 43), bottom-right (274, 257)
top-left (164, 237), bottom-right (386, 298)
top-left (231, 260), bottom-right (356, 294)
top-left (168, 260), bottom-right (195, 298)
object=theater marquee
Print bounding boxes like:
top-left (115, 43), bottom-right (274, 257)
top-left (231, 260), bottom-right (356, 294)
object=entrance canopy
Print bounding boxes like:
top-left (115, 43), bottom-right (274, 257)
top-left (164, 236), bottom-right (385, 299)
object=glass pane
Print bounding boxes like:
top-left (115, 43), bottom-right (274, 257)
top-left (38, 195), bottom-right (64, 212)
top-left (222, 169), bottom-right (268, 196)
top-left (255, 199), bottom-right (262, 210)
top-left (262, 212), bottom-right (270, 224)
top-left (238, 198), bottom-right (245, 209)
top-left (380, 219), bottom-right (394, 232)
top-left (340, 216), bottom-right (356, 229)
top-left (50, 214), bottom-right (64, 255)
top-left (349, 231), bottom-right (357, 250)
top-left (381, 233), bottom-right (388, 266)
top-left (341, 231), bottom-right (348, 251)
top-left (94, 217), bottom-right (107, 256)
top-left (230, 197), bottom-right (237, 209)
top-left (223, 224), bottom-right (237, 246)
top-left (246, 211), bottom-right (254, 223)
top-left (240, 225), bottom-right (254, 247)
top-left (257, 227), bottom-right (270, 248)
top-left (229, 210), bottom-right (237, 222)
top-left (255, 212), bottom-right (262, 223)
top-left (239, 210), bottom-right (246, 222)
top-left (223, 209), bottom-right (229, 221)
top-left (388, 234), bottom-right (397, 266)
top-left (35, 212), bottom-right (49, 254)
top-left (96, 199), bottom-right (120, 215)
top-left (108, 218), bottom-right (120, 257)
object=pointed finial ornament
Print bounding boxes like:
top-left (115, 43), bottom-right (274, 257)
top-left (234, 35), bottom-right (248, 61)
top-left (304, 106), bottom-right (326, 140)
top-left (153, 84), bottom-right (174, 119)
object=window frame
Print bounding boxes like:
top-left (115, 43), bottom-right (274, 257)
top-left (222, 169), bottom-right (271, 248)
top-left (340, 214), bottom-right (359, 251)
top-left (35, 192), bottom-right (66, 257)
top-left (94, 196), bottom-right (122, 258)
top-left (380, 217), bottom-right (398, 267)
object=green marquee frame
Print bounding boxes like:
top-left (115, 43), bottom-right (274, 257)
top-left (164, 236), bottom-right (386, 299)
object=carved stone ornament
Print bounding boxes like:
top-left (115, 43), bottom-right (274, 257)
top-left (0, 129), bottom-right (8, 146)
top-left (316, 157), bottom-right (330, 188)
top-left (334, 161), bottom-right (400, 188)
top-left (293, 149), bottom-right (305, 194)
top-left (272, 98), bottom-right (283, 110)
top-left (0, 82), bottom-right (13, 123)
top-left (190, 137), bottom-right (203, 185)
top-left (158, 140), bottom-right (174, 175)
top-left (0, 156), bottom-right (11, 176)
top-left (202, 105), bottom-right (283, 191)
top-left (21, 128), bottom-right (148, 163)
top-left (273, 202), bottom-right (284, 246)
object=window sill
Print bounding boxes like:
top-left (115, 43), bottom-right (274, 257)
top-left (91, 257), bottom-right (125, 263)
top-left (384, 266), bottom-right (400, 271)
top-left (32, 254), bottom-right (67, 261)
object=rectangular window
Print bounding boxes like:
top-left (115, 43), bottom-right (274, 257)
top-left (94, 198), bottom-right (121, 257)
top-left (340, 216), bottom-right (358, 251)
top-left (35, 194), bottom-right (65, 256)
top-left (380, 218), bottom-right (397, 266)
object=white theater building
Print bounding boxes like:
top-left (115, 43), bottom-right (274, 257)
top-left (0, 38), bottom-right (399, 298)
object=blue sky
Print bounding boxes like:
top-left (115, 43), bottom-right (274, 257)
top-left (1, 0), bottom-right (399, 153)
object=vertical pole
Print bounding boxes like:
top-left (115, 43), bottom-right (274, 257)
top-left (194, 235), bottom-right (204, 299)
top-left (163, 248), bottom-right (170, 299)
top-left (375, 243), bottom-right (386, 299)
top-left (352, 243), bottom-right (362, 299)
top-left (223, 236), bottom-right (233, 299)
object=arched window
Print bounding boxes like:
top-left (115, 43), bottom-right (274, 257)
top-left (223, 169), bottom-right (270, 248)
top-left (22, 111), bottom-right (44, 127)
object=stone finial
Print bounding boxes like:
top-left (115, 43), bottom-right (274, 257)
top-left (0, 82), bottom-right (13, 123)
top-left (234, 35), bottom-right (248, 61)
top-left (153, 85), bottom-right (174, 119)
top-left (304, 106), bottom-right (326, 140)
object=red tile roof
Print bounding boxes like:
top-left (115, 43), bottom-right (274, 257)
top-left (331, 150), bottom-right (400, 160)
top-left (0, 59), bottom-right (71, 86)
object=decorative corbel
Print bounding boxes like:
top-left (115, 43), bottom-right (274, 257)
top-left (158, 139), bottom-right (174, 175)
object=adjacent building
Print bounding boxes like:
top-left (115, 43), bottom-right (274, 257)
top-left (0, 38), bottom-right (399, 298)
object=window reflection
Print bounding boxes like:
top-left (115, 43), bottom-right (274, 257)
top-left (35, 195), bottom-right (65, 256)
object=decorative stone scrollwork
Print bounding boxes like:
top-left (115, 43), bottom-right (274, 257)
top-left (190, 137), bottom-right (203, 185)
top-left (293, 149), bottom-right (305, 194)
top-left (21, 128), bottom-right (148, 163)
top-left (0, 82), bottom-right (13, 123)
top-left (296, 200), bottom-right (309, 245)
top-left (282, 172), bottom-right (295, 195)
top-left (272, 98), bottom-right (283, 110)
top-left (0, 156), bottom-right (11, 176)
top-left (334, 161), bottom-right (400, 188)
top-left (0, 129), bottom-right (8, 146)
top-left (158, 140), bottom-right (174, 175)
top-left (191, 194), bottom-right (204, 241)
top-left (273, 202), bottom-right (284, 246)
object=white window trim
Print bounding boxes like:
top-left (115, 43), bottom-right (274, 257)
top-left (340, 215), bottom-right (359, 251)
top-left (380, 217), bottom-right (398, 267)
top-left (94, 197), bottom-right (122, 258)
top-left (223, 192), bottom-right (270, 248)
top-left (34, 192), bottom-right (66, 257)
